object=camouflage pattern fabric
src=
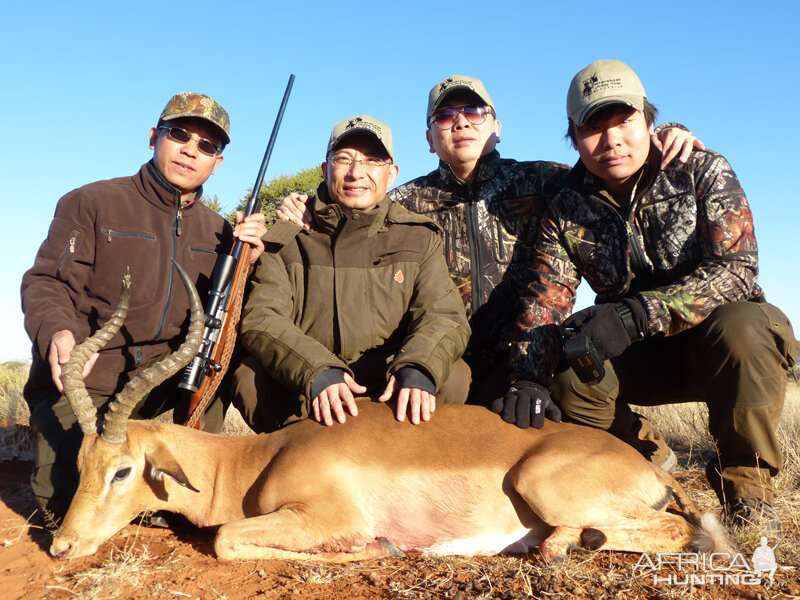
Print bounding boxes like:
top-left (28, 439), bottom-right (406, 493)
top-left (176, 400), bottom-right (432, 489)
top-left (511, 147), bottom-right (762, 385)
top-left (159, 92), bottom-right (231, 143)
top-left (390, 151), bottom-right (570, 366)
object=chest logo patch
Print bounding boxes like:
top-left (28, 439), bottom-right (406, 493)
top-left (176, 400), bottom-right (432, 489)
top-left (394, 270), bottom-right (404, 284)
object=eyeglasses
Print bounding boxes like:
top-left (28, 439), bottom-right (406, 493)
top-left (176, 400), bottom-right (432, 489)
top-left (157, 126), bottom-right (223, 156)
top-left (327, 154), bottom-right (392, 170)
top-left (428, 105), bottom-right (496, 130)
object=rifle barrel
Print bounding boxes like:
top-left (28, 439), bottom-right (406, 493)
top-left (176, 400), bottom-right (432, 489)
top-left (232, 74), bottom-right (295, 261)
top-left (177, 75), bottom-right (295, 398)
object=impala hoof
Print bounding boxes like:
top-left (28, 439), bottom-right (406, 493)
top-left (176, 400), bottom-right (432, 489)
top-left (378, 538), bottom-right (406, 558)
top-left (580, 528), bottom-right (607, 551)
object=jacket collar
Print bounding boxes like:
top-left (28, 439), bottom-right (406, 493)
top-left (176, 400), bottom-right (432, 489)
top-left (313, 182), bottom-right (391, 237)
top-left (313, 183), bottom-right (438, 236)
top-left (135, 161), bottom-right (202, 211)
top-left (566, 142), bottom-right (663, 205)
top-left (437, 150), bottom-right (502, 189)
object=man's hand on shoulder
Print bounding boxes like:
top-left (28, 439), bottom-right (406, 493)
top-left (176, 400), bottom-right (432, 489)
top-left (233, 211), bottom-right (267, 264)
top-left (276, 193), bottom-right (314, 230)
top-left (48, 330), bottom-right (98, 392)
top-left (652, 125), bottom-right (706, 169)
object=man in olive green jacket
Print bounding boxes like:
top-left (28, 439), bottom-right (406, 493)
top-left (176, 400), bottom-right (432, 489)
top-left (233, 116), bottom-right (470, 431)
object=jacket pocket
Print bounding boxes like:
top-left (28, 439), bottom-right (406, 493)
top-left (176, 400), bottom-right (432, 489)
top-left (100, 227), bottom-right (156, 244)
top-left (56, 230), bottom-right (80, 279)
top-left (91, 225), bottom-right (159, 306)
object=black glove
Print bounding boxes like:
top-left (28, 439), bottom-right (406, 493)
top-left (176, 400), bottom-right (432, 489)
top-left (490, 381), bottom-right (562, 429)
top-left (562, 298), bottom-right (647, 361)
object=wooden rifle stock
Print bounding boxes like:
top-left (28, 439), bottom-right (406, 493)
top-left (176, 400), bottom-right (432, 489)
top-left (180, 75), bottom-right (295, 429)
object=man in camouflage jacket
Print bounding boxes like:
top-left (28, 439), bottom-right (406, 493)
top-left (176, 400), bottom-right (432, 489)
top-left (280, 76), bottom-right (698, 408)
top-left (233, 116), bottom-right (470, 431)
top-left (504, 60), bottom-right (798, 533)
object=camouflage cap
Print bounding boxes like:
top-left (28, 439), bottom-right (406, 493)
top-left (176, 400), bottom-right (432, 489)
top-left (427, 75), bottom-right (494, 121)
top-left (567, 59), bottom-right (647, 126)
top-left (159, 92), bottom-right (231, 144)
top-left (327, 115), bottom-right (393, 161)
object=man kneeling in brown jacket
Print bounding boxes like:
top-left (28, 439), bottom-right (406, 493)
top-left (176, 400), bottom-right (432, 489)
top-left (232, 115), bottom-right (471, 431)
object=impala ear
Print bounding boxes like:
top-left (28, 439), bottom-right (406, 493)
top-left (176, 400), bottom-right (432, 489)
top-left (146, 442), bottom-right (200, 493)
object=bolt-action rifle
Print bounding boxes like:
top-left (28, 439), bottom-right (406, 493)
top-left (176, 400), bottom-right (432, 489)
top-left (179, 74), bottom-right (295, 429)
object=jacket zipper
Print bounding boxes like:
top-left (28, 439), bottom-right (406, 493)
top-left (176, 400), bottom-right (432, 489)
top-left (464, 197), bottom-right (483, 313)
top-left (56, 230), bottom-right (80, 278)
top-left (588, 194), bottom-right (651, 277)
top-left (625, 220), bottom-right (651, 274)
top-left (625, 192), bottom-right (652, 275)
top-left (154, 203), bottom-right (181, 338)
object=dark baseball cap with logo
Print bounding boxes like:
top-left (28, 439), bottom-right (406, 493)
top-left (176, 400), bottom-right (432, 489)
top-left (567, 59), bottom-right (647, 126)
top-left (327, 115), bottom-right (393, 161)
top-left (159, 92), bottom-right (231, 144)
top-left (427, 75), bottom-right (494, 121)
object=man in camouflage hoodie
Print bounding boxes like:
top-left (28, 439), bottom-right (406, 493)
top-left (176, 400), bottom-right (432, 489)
top-left (502, 60), bottom-right (797, 533)
top-left (279, 76), bottom-right (699, 411)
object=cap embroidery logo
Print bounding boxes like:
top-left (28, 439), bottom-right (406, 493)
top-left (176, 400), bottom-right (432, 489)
top-left (582, 74), bottom-right (625, 98)
top-left (440, 77), bottom-right (474, 93)
top-left (582, 74), bottom-right (599, 97)
top-left (345, 117), bottom-right (381, 135)
top-left (394, 270), bottom-right (404, 284)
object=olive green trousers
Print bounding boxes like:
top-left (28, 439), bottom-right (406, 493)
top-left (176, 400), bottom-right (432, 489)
top-left (551, 301), bottom-right (797, 504)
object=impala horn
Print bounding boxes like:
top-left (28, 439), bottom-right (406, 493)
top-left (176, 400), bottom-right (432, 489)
top-left (60, 268), bottom-right (132, 436)
top-left (100, 260), bottom-right (204, 444)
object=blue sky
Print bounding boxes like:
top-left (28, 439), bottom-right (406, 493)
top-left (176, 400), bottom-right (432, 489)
top-left (2, 1), bottom-right (798, 362)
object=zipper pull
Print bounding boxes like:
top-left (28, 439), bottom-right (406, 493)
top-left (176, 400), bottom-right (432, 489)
top-left (69, 234), bottom-right (77, 253)
top-left (176, 208), bottom-right (183, 236)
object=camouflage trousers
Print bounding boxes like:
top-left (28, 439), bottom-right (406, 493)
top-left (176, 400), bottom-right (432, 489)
top-left (551, 301), bottom-right (797, 504)
top-left (231, 356), bottom-right (472, 434)
top-left (27, 374), bottom-right (228, 522)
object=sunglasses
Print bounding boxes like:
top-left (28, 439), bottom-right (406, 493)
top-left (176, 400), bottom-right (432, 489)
top-left (157, 126), bottom-right (223, 156)
top-left (428, 105), bottom-right (496, 130)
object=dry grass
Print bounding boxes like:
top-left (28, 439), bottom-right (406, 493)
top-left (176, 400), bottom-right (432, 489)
top-left (48, 545), bottom-right (180, 599)
top-left (0, 360), bottom-right (30, 423)
top-left (0, 360), bottom-right (34, 461)
top-left (638, 381), bottom-right (800, 570)
top-left (638, 382), bottom-right (800, 503)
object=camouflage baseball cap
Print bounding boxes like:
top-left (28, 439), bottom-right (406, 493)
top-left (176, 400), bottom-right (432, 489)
top-left (159, 92), bottom-right (231, 144)
top-left (567, 60), bottom-right (647, 126)
top-left (327, 115), bottom-right (393, 161)
top-left (427, 75), bottom-right (494, 121)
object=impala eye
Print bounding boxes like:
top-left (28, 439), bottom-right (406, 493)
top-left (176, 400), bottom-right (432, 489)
top-left (113, 468), bottom-right (132, 482)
